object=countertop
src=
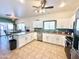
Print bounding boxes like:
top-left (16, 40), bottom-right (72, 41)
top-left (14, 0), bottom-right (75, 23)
top-left (0, 31), bottom-right (35, 36)
top-left (13, 31), bottom-right (35, 36)
top-left (43, 32), bottom-right (72, 36)
top-left (0, 31), bottom-right (72, 37)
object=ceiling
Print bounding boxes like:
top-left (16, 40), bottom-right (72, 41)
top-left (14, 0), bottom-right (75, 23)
top-left (0, 0), bottom-right (79, 18)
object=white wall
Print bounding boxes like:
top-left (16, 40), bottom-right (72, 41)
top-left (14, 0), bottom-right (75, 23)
top-left (0, 0), bottom-right (13, 16)
top-left (17, 10), bottom-right (76, 31)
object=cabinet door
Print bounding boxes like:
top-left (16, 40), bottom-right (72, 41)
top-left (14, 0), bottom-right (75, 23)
top-left (62, 36), bottom-right (66, 46)
top-left (58, 35), bottom-right (66, 46)
top-left (33, 21), bottom-right (43, 28)
top-left (61, 36), bottom-right (66, 46)
top-left (58, 35), bottom-right (64, 45)
top-left (26, 34), bottom-right (32, 43)
top-left (17, 35), bottom-right (26, 48)
top-left (33, 32), bottom-right (37, 40)
top-left (30, 33), bottom-right (35, 41)
top-left (45, 34), bottom-right (56, 44)
top-left (43, 33), bottom-right (66, 46)
top-left (43, 33), bottom-right (57, 44)
top-left (49, 34), bottom-right (56, 44)
top-left (55, 35), bottom-right (60, 45)
top-left (46, 34), bottom-right (53, 43)
top-left (43, 33), bottom-right (48, 42)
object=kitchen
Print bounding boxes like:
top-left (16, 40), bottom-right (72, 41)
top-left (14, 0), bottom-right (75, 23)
top-left (0, 0), bottom-right (79, 59)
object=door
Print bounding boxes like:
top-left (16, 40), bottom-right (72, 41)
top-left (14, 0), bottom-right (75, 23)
top-left (0, 23), bottom-right (9, 53)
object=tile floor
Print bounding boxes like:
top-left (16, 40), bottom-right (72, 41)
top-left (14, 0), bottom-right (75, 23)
top-left (0, 40), bottom-right (70, 59)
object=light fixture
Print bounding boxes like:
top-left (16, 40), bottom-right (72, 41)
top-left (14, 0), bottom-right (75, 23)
top-left (59, 2), bottom-right (66, 8)
top-left (19, 0), bottom-right (24, 4)
top-left (9, 12), bottom-right (16, 21)
top-left (35, 9), bottom-right (45, 14)
top-left (39, 9), bottom-right (43, 13)
top-left (35, 10), bottom-right (39, 13)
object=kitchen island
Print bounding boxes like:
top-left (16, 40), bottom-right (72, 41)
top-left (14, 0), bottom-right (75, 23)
top-left (13, 32), bottom-right (37, 48)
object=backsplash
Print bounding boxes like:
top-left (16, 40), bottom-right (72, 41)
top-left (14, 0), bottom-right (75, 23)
top-left (34, 28), bottom-right (73, 35)
top-left (57, 28), bottom-right (73, 32)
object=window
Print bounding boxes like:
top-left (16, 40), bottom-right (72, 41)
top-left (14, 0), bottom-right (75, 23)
top-left (7, 23), bottom-right (13, 32)
top-left (0, 23), bottom-right (13, 35)
top-left (17, 23), bottom-right (26, 32)
top-left (44, 20), bottom-right (56, 30)
top-left (75, 19), bottom-right (79, 36)
top-left (76, 19), bottom-right (79, 31)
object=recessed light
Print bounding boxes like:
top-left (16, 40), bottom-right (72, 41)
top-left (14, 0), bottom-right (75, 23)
top-left (19, 0), bottom-right (24, 4)
top-left (59, 2), bottom-right (66, 8)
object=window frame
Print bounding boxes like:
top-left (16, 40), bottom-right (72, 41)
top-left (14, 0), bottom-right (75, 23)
top-left (17, 23), bottom-right (26, 32)
top-left (43, 20), bottom-right (57, 31)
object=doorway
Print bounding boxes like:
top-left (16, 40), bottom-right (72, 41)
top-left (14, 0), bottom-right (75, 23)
top-left (0, 23), bottom-right (13, 53)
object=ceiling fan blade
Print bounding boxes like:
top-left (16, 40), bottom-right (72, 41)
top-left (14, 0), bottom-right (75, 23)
top-left (33, 6), bottom-right (39, 8)
top-left (44, 6), bottom-right (54, 9)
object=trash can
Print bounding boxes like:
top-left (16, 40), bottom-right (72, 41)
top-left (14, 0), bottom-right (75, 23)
top-left (9, 39), bottom-right (17, 50)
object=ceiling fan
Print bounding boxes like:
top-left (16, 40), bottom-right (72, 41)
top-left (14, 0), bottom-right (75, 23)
top-left (33, 0), bottom-right (54, 9)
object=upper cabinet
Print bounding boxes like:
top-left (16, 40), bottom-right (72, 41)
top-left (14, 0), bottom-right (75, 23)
top-left (33, 20), bottom-right (43, 28)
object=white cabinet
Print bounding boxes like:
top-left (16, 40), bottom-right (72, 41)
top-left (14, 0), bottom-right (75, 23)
top-left (43, 33), bottom-right (49, 42)
top-left (33, 21), bottom-right (43, 28)
top-left (26, 33), bottom-right (34, 43)
top-left (32, 32), bottom-right (37, 40)
top-left (43, 33), bottom-right (57, 44)
top-left (25, 34), bottom-right (31, 43)
top-left (48, 34), bottom-right (57, 44)
top-left (17, 32), bottom-right (66, 48)
top-left (57, 35), bottom-right (66, 46)
top-left (43, 33), bottom-right (66, 46)
top-left (17, 35), bottom-right (27, 48)
top-left (17, 32), bottom-right (35, 48)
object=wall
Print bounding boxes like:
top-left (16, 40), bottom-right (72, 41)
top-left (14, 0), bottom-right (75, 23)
top-left (17, 10), bottom-right (76, 31)
top-left (0, 17), bottom-right (13, 23)
top-left (0, 0), bottom-right (13, 16)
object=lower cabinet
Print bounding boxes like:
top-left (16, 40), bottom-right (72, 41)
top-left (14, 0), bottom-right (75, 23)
top-left (32, 32), bottom-right (37, 40)
top-left (17, 35), bottom-right (27, 48)
top-left (17, 32), bottom-right (66, 48)
top-left (26, 33), bottom-right (34, 43)
top-left (17, 33), bottom-right (35, 48)
top-left (57, 35), bottom-right (66, 46)
top-left (43, 33), bottom-right (66, 47)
